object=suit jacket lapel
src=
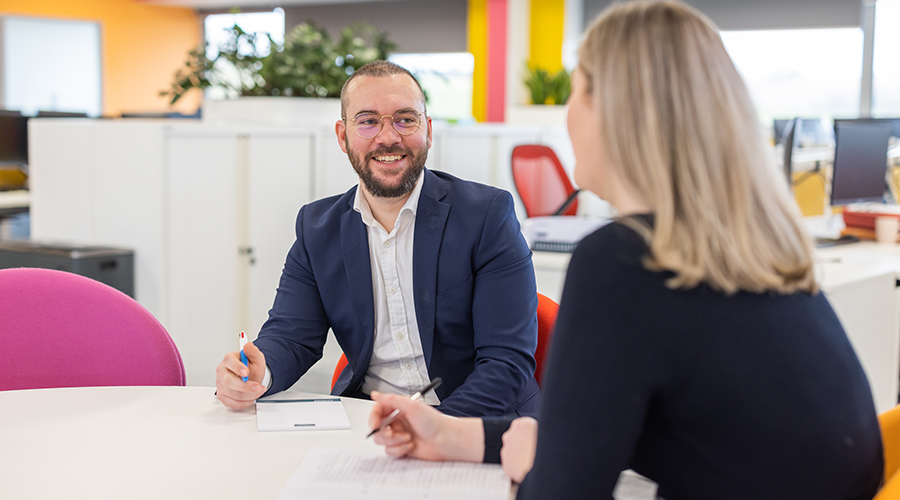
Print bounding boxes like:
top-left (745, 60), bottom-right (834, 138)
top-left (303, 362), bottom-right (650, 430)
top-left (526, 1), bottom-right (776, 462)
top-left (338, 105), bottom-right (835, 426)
top-left (413, 170), bottom-right (450, 367)
top-left (340, 197), bottom-right (375, 377)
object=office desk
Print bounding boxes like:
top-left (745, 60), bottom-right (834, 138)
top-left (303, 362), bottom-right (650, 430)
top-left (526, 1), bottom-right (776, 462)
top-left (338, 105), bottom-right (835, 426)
top-left (0, 386), bottom-right (380, 499)
top-left (533, 238), bottom-right (900, 414)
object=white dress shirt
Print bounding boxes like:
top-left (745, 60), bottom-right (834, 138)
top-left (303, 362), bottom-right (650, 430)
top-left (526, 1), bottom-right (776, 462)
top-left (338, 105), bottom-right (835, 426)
top-left (354, 173), bottom-right (439, 405)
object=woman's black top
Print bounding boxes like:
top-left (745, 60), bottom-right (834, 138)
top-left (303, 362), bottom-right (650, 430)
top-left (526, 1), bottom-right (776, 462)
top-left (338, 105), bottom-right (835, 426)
top-left (486, 218), bottom-right (883, 500)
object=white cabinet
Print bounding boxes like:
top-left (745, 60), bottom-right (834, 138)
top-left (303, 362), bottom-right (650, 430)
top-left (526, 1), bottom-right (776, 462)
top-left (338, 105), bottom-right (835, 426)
top-left (29, 120), bottom-right (315, 385)
top-left (815, 243), bottom-right (900, 414)
top-left (29, 120), bottom-right (168, 317)
top-left (822, 271), bottom-right (900, 414)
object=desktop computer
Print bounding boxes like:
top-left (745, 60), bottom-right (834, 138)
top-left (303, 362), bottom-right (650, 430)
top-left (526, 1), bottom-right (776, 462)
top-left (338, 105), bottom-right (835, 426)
top-left (831, 121), bottom-right (893, 206)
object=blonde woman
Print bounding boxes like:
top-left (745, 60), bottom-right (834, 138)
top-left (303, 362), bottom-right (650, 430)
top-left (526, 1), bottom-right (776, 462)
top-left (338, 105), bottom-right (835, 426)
top-left (368, 1), bottom-right (883, 498)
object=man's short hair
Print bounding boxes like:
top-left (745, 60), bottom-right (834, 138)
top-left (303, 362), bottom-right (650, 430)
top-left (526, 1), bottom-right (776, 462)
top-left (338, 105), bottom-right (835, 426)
top-left (340, 60), bottom-right (427, 119)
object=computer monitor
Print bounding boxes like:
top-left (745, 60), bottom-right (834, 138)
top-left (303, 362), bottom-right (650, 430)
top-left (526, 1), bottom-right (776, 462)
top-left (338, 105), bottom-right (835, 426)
top-left (774, 119), bottom-right (790, 145)
top-left (830, 122), bottom-right (892, 206)
top-left (36, 110), bottom-right (88, 118)
top-left (0, 114), bottom-right (29, 166)
top-left (781, 118), bottom-right (797, 186)
top-left (833, 118), bottom-right (900, 140)
top-left (773, 117), bottom-right (833, 147)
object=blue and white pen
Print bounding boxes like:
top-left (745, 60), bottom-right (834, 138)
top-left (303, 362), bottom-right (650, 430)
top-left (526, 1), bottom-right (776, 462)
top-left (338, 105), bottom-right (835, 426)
top-left (239, 331), bottom-right (249, 382)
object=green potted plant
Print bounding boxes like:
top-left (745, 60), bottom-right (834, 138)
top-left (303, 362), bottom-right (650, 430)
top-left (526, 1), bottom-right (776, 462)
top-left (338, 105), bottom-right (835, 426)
top-left (161, 21), bottom-right (395, 110)
top-left (508, 63), bottom-right (571, 125)
top-left (522, 64), bottom-right (571, 105)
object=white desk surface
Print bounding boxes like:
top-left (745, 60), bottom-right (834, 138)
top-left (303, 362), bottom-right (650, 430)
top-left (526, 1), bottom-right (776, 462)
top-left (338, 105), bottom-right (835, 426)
top-left (0, 386), bottom-right (381, 499)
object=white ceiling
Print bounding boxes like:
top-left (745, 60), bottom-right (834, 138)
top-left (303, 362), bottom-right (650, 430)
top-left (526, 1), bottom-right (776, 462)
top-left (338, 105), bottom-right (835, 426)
top-left (137, 0), bottom-right (397, 8)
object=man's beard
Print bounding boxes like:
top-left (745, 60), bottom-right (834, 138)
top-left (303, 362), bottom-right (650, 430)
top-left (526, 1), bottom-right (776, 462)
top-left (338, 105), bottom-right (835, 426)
top-left (346, 140), bottom-right (427, 199)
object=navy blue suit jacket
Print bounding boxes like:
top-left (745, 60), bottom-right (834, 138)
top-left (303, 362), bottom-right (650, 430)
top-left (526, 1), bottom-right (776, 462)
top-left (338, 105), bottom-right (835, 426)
top-left (255, 169), bottom-right (541, 417)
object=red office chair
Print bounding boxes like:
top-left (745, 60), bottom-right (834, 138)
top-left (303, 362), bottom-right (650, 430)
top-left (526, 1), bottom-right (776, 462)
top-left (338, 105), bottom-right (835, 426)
top-left (534, 293), bottom-right (559, 386)
top-left (330, 293), bottom-right (560, 390)
top-left (331, 353), bottom-right (350, 391)
top-left (0, 268), bottom-right (185, 391)
top-left (511, 145), bottom-right (580, 217)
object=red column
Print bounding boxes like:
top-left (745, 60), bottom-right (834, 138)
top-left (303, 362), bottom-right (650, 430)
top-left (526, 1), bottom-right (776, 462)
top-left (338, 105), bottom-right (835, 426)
top-left (485, 0), bottom-right (508, 122)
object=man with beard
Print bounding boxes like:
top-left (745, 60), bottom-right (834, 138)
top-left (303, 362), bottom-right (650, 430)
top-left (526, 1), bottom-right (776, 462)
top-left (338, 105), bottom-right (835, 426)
top-left (214, 61), bottom-right (541, 418)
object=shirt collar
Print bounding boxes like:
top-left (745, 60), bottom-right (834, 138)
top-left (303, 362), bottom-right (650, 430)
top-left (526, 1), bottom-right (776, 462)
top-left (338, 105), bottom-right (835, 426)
top-left (353, 171), bottom-right (425, 229)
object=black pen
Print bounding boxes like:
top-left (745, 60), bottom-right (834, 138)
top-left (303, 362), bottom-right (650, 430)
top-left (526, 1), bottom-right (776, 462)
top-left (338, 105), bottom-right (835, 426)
top-left (366, 377), bottom-right (443, 438)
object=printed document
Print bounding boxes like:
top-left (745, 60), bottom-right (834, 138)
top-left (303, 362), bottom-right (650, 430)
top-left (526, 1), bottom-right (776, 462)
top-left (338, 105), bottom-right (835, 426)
top-left (276, 449), bottom-right (511, 500)
top-left (256, 398), bottom-right (351, 431)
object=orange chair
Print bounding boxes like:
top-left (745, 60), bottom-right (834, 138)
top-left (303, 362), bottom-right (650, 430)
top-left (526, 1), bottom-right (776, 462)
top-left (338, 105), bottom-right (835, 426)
top-left (331, 293), bottom-right (560, 390)
top-left (331, 353), bottom-right (350, 391)
top-left (511, 145), bottom-right (580, 217)
top-left (875, 404), bottom-right (900, 500)
top-left (533, 293), bottom-right (559, 386)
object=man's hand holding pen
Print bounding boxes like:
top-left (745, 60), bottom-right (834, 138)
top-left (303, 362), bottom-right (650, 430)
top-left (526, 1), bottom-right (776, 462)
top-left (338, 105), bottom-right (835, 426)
top-left (215, 340), bottom-right (267, 410)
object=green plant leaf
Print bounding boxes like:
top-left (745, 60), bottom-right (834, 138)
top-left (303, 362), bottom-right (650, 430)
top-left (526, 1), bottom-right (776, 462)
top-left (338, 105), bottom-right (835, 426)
top-left (523, 64), bottom-right (550, 105)
top-left (521, 64), bottom-right (571, 106)
top-left (161, 20), bottom-right (396, 103)
top-left (549, 68), bottom-right (571, 105)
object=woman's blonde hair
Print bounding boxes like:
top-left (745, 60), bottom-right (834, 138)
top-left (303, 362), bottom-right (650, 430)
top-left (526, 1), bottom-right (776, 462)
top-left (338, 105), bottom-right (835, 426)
top-left (579, 0), bottom-right (817, 294)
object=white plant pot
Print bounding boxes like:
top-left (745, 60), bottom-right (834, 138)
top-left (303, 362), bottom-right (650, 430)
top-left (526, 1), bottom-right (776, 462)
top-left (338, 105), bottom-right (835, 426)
top-left (202, 96), bottom-right (342, 127)
top-left (505, 104), bottom-right (567, 127)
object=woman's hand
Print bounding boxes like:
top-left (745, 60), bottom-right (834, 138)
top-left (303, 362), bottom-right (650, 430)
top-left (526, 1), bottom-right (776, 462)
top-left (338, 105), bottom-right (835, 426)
top-left (369, 391), bottom-right (484, 463)
top-left (500, 417), bottom-right (539, 483)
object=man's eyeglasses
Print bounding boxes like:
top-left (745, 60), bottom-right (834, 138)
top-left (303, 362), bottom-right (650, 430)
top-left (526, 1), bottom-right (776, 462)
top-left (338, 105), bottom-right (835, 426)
top-left (349, 110), bottom-right (426, 139)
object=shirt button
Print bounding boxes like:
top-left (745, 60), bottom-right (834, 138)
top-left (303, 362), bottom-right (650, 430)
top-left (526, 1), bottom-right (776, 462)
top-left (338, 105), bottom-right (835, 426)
top-left (396, 333), bottom-right (405, 341)
top-left (383, 240), bottom-right (392, 248)
top-left (405, 363), bottom-right (413, 370)
top-left (389, 286), bottom-right (397, 294)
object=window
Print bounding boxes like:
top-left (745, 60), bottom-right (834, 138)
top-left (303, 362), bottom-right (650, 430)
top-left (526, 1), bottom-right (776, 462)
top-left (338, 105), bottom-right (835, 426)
top-left (872, 0), bottom-right (900, 117)
top-left (203, 9), bottom-right (285, 100)
top-left (2, 17), bottom-right (101, 117)
top-left (720, 28), bottom-right (863, 132)
top-left (388, 53), bottom-right (475, 123)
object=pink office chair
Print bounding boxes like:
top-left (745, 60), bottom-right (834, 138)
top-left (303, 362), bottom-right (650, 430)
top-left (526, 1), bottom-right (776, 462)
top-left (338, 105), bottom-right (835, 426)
top-left (0, 267), bottom-right (185, 391)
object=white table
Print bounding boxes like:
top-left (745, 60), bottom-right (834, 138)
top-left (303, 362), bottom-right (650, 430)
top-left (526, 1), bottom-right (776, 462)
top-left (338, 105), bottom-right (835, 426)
top-left (0, 386), bottom-right (380, 499)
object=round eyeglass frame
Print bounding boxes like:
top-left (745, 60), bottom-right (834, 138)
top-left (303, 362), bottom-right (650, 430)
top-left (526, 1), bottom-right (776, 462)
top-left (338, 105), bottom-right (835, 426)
top-left (348, 111), bottom-right (427, 139)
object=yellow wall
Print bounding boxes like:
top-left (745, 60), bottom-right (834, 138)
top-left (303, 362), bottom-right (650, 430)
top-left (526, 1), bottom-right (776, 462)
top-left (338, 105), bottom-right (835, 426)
top-left (529, 0), bottom-right (564, 72)
top-left (0, 0), bottom-right (201, 116)
top-left (467, 0), bottom-right (487, 122)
